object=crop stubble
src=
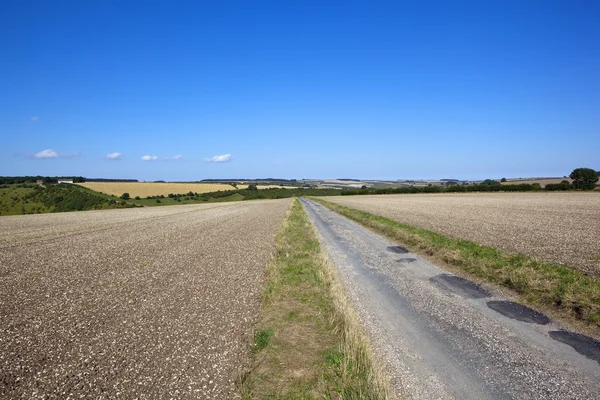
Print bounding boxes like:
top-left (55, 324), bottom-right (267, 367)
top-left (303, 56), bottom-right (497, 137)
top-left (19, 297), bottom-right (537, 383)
top-left (78, 182), bottom-right (290, 197)
top-left (324, 193), bottom-right (600, 278)
top-left (0, 199), bottom-right (291, 399)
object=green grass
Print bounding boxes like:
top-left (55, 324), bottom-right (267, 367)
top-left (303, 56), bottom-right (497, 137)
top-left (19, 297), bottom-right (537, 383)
top-left (313, 198), bottom-right (600, 331)
top-left (253, 328), bottom-right (275, 353)
top-left (238, 199), bottom-right (387, 399)
top-left (0, 183), bottom-right (252, 216)
top-left (0, 184), bottom-right (140, 215)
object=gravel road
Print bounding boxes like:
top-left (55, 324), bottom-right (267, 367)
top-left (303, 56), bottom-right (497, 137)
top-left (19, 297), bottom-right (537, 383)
top-left (0, 200), bottom-right (291, 399)
top-left (301, 198), bottom-right (600, 400)
top-left (322, 193), bottom-right (600, 277)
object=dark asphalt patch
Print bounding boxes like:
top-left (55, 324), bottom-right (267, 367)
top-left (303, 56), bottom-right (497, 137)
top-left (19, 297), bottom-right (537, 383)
top-left (549, 331), bottom-right (600, 365)
top-left (430, 274), bottom-right (491, 299)
top-left (397, 258), bottom-right (417, 263)
top-left (487, 301), bottom-right (550, 325)
top-left (387, 245), bottom-right (408, 254)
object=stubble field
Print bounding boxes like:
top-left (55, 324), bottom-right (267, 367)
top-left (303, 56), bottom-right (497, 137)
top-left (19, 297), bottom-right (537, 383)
top-left (0, 199), bottom-right (291, 399)
top-left (324, 193), bottom-right (600, 278)
top-left (78, 182), bottom-right (290, 197)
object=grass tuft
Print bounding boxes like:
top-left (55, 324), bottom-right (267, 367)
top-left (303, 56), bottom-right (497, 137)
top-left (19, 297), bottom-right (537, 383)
top-left (253, 328), bottom-right (275, 353)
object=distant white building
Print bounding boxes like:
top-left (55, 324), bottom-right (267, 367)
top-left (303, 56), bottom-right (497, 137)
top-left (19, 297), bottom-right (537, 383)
top-left (58, 179), bottom-right (74, 184)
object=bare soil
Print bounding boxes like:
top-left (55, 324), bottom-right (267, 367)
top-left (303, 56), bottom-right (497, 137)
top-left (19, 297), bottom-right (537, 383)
top-left (323, 193), bottom-right (600, 278)
top-left (0, 199), bottom-right (291, 399)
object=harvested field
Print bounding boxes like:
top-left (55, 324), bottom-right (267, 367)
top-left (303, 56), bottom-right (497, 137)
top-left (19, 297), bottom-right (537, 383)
top-left (78, 182), bottom-right (241, 197)
top-left (79, 182), bottom-right (293, 197)
top-left (323, 193), bottom-right (600, 278)
top-left (0, 199), bottom-right (291, 399)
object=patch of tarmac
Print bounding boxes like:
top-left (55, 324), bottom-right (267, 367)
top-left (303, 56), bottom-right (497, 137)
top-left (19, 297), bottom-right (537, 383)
top-left (549, 331), bottom-right (600, 365)
top-left (397, 257), bottom-right (417, 263)
top-left (430, 274), bottom-right (491, 299)
top-left (387, 245), bottom-right (408, 254)
top-left (487, 300), bottom-right (550, 325)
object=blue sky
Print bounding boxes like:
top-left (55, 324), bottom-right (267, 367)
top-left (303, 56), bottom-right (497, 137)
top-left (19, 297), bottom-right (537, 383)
top-left (1, 0), bottom-right (599, 181)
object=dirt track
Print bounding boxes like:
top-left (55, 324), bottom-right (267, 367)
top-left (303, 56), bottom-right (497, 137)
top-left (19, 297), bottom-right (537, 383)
top-left (0, 200), bottom-right (290, 399)
top-left (323, 193), bottom-right (600, 277)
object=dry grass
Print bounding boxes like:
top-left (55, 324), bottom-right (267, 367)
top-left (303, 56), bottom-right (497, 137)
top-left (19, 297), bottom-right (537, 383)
top-left (238, 199), bottom-right (388, 399)
top-left (324, 192), bottom-right (600, 279)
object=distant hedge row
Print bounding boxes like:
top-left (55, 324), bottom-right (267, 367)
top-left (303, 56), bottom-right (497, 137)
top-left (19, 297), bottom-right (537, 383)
top-left (339, 183), bottom-right (569, 196)
top-left (144, 187), bottom-right (344, 202)
top-left (0, 176), bottom-right (85, 184)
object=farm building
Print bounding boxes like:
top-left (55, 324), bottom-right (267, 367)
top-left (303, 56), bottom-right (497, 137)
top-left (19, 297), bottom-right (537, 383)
top-left (58, 179), bottom-right (74, 184)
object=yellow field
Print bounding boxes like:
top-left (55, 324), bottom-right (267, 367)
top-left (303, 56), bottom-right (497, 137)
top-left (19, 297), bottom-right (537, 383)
top-left (78, 182), bottom-right (293, 197)
top-left (79, 182), bottom-right (242, 197)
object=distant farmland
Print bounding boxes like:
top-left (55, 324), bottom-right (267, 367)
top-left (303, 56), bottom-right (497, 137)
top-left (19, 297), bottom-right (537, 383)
top-left (323, 192), bottom-right (600, 278)
top-left (79, 182), bottom-right (288, 197)
top-left (503, 178), bottom-right (573, 187)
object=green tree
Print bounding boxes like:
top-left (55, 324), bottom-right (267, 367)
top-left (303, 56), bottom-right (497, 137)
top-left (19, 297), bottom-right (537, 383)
top-left (570, 168), bottom-right (599, 190)
top-left (120, 192), bottom-right (130, 200)
top-left (501, 177), bottom-right (507, 182)
top-left (482, 179), bottom-right (501, 186)
top-left (247, 184), bottom-right (258, 191)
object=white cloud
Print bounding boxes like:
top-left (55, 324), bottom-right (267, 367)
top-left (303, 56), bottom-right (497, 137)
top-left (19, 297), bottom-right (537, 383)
top-left (30, 116), bottom-right (39, 122)
top-left (165, 154), bottom-right (184, 161)
top-left (106, 152), bottom-right (123, 160)
top-left (204, 153), bottom-right (232, 163)
top-left (141, 155), bottom-right (158, 161)
top-left (35, 149), bottom-right (58, 159)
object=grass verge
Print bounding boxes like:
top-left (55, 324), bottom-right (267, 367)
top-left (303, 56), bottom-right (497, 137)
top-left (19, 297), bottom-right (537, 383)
top-left (237, 199), bottom-right (388, 399)
top-left (312, 198), bottom-right (600, 332)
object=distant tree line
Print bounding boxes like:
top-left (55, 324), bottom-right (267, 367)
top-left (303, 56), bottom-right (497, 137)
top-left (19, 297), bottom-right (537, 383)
top-left (201, 178), bottom-right (298, 182)
top-left (340, 183), bottom-right (544, 196)
top-left (340, 168), bottom-right (598, 196)
top-left (86, 178), bottom-right (139, 182)
top-left (0, 176), bottom-right (85, 184)
top-left (140, 187), bottom-right (343, 203)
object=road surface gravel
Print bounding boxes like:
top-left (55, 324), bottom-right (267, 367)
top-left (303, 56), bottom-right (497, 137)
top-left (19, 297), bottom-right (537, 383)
top-left (301, 198), bottom-right (600, 400)
top-left (0, 200), bottom-right (291, 399)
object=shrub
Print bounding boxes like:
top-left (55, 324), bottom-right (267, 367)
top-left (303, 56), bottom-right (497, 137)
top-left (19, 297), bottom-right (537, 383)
top-left (570, 168), bottom-right (599, 190)
top-left (120, 192), bottom-right (130, 200)
top-left (482, 179), bottom-right (501, 186)
top-left (546, 182), bottom-right (571, 191)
